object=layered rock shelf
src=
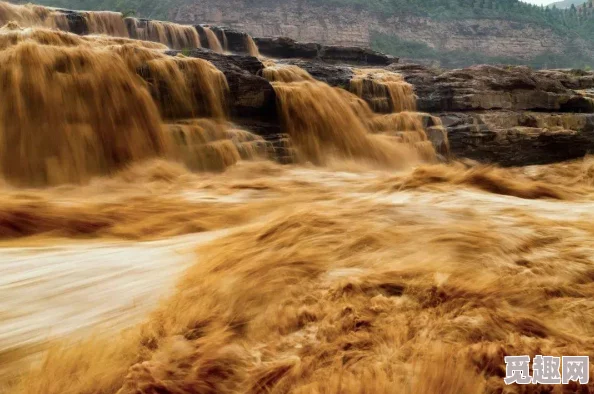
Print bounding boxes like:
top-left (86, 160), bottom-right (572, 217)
top-left (254, 37), bottom-right (396, 65)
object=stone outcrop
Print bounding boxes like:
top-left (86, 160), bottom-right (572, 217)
top-left (375, 64), bottom-right (594, 166)
top-left (52, 8), bottom-right (88, 35)
top-left (277, 59), bottom-right (353, 87)
top-left (390, 64), bottom-right (594, 114)
top-left (165, 49), bottom-right (277, 124)
top-left (443, 112), bottom-right (594, 166)
top-left (209, 26), bottom-right (253, 54)
top-left (254, 37), bottom-right (395, 65)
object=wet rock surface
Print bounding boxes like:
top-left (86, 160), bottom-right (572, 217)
top-left (442, 111), bottom-right (594, 166)
top-left (53, 9), bottom-right (88, 35)
top-left (391, 64), bottom-right (594, 113)
top-left (165, 49), bottom-right (278, 122)
top-left (254, 36), bottom-right (395, 65)
top-left (209, 26), bottom-right (251, 53)
top-left (279, 59), bottom-right (354, 87)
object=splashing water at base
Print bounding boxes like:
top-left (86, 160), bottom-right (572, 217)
top-left (2, 158), bottom-right (594, 393)
top-left (0, 11), bottom-right (593, 394)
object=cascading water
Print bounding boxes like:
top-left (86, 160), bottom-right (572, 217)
top-left (0, 2), bottom-right (65, 28)
top-left (84, 10), bottom-right (128, 37)
top-left (0, 39), bottom-right (165, 186)
top-left (0, 22), bottom-right (264, 186)
top-left (262, 63), bottom-right (441, 164)
top-left (124, 17), bottom-right (201, 49)
top-left (202, 25), bottom-right (224, 53)
top-left (245, 34), bottom-right (259, 57)
top-left (350, 68), bottom-right (417, 113)
top-left (2, 4), bottom-right (592, 394)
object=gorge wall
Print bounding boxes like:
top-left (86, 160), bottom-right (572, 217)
top-left (168, 0), bottom-right (591, 65)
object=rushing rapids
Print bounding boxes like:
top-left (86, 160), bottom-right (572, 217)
top-left (0, 2), bottom-right (593, 394)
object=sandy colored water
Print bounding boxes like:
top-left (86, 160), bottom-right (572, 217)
top-left (0, 230), bottom-right (227, 381)
top-left (0, 160), bottom-right (593, 393)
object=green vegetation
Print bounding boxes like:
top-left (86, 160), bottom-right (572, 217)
top-left (371, 31), bottom-right (594, 69)
top-left (549, 0), bottom-right (584, 9)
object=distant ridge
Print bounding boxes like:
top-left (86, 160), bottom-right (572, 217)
top-left (548, 0), bottom-right (585, 8)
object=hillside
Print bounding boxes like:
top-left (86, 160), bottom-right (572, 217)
top-left (11, 0), bottom-right (594, 68)
top-left (549, 0), bottom-right (585, 8)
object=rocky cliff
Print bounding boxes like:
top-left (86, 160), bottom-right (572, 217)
top-left (168, 0), bottom-right (592, 66)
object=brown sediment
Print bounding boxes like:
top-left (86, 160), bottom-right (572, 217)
top-left (370, 162), bottom-right (573, 200)
top-left (82, 35), bottom-right (168, 49)
top-left (140, 54), bottom-right (229, 119)
top-left (8, 167), bottom-right (594, 393)
top-left (261, 64), bottom-right (315, 83)
top-left (221, 30), bottom-right (228, 52)
top-left (0, 25), bottom-right (167, 50)
top-left (271, 80), bottom-right (422, 166)
top-left (0, 24), bottom-right (82, 49)
top-left (368, 111), bottom-right (425, 133)
top-left (0, 25), bottom-right (234, 187)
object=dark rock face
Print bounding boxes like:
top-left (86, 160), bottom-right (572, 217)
top-left (178, 49), bottom-right (264, 76)
top-left (208, 26), bottom-right (254, 54)
top-left (391, 64), bottom-right (594, 113)
top-left (194, 25), bottom-right (210, 48)
top-left (441, 111), bottom-right (594, 166)
top-left (254, 37), bottom-right (395, 65)
top-left (124, 17), bottom-right (138, 38)
top-left (166, 48), bottom-right (278, 128)
top-left (53, 9), bottom-right (88, 35)
top-left (319, 45), bottom-right (394, 65)
top-left (279, 59), bottom-right (353, 87)
top-left (255, 37), bottom-right (320, 59)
